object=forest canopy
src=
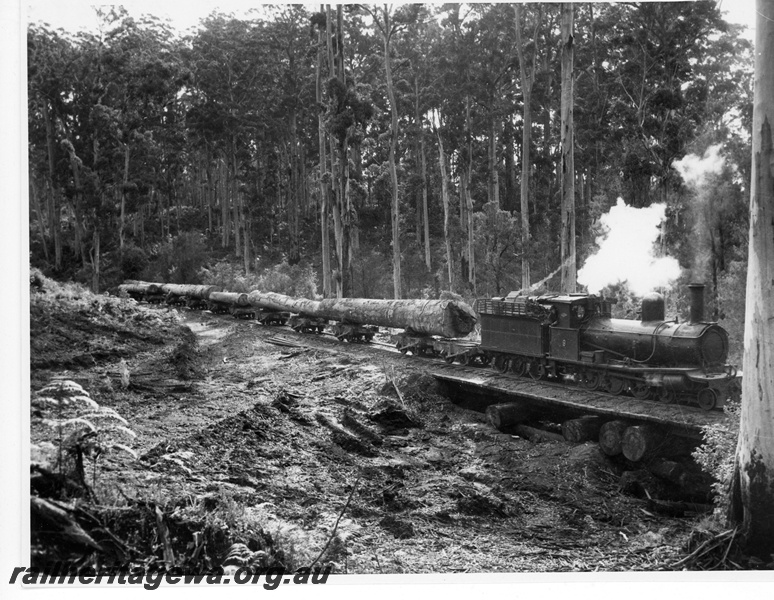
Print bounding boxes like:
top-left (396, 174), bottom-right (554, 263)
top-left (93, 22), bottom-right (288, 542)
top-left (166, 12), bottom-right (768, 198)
top-left (27, 2), bottom-right (753, 343)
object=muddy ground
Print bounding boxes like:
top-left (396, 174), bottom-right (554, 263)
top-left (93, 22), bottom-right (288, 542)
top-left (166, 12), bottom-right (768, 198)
top-left (29, 285), bottom-right (724, 573)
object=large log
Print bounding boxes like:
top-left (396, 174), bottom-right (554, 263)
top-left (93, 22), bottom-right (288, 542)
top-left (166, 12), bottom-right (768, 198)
top-left (485, 402), bottom-right (538, 431)
top-left (621, 425), bottom-right (697, 462)
top-left (161, 284), bottom-right (221, 299)
top-left (208, 291), bottom-right (251, 307)
top-left (119, 281), bottom-right (162, 295)
top-left (247, 291), bottom-right (477, 338)
top-left (598, 420), bottom-right (629, 456)
top-left (561, 416), bottom-right (603, 443)
top-left (513, 424), bottom-right (567, 444)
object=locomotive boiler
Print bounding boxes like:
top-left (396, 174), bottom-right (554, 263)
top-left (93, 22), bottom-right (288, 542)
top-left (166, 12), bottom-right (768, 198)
top-left (476, 283), bottom-right (736, 410)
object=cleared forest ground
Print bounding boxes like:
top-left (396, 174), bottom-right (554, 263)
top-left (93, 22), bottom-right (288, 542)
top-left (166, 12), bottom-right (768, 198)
top-left (29, 281), bottom-right (724, 573)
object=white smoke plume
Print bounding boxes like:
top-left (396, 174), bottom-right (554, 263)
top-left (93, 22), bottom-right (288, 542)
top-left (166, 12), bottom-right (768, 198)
top-left (672, 144), bottom-right (727, 281)
top-left (672, 144), bottom-right (725, 187)
top-left (577, 198), bottom-right (682, 296)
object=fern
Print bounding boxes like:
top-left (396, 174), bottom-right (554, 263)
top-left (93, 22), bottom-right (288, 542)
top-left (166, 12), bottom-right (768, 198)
top-left (31, 379), bottom-right (138, 500)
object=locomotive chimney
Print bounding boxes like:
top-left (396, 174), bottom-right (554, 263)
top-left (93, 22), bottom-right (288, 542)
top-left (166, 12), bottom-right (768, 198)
top-left (688, 283), bottom-right (706, 324)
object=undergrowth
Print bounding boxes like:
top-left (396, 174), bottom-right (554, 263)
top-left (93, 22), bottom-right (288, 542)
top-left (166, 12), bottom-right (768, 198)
top-left (199, 259), bottom-right (319, 298)
top-left (692, 399), bottom-right (741, 520)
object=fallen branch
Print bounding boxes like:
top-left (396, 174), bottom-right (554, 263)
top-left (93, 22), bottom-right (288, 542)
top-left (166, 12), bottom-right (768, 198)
top-left (308, 478), bottom-right (360, 569)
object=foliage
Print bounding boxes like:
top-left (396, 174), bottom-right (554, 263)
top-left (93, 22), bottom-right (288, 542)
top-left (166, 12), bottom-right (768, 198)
top-left (120, 244), bottom-right (149, 280)
top-left (26, 4), bottom-right (753, 306)
top-left (716, 260), bottom-right (747, 367)
top-left (31, 379), bottom-right (137, 498)
top-left (693, 400), bottom-right (741, 519)
top-left (142, 232), bottom-right (209, 284)
top-left (200, 259), bottom-right (319, 299)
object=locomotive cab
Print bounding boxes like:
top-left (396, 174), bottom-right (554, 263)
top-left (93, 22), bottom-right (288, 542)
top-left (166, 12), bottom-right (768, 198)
top-left (538, 295), bottom-right (595, 362)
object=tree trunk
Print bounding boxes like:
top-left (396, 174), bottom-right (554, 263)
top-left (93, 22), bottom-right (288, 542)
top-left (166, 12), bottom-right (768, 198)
top-left (514, 4), bottom-right (540, 291)
top-left (208, 291), bottom-right (250, 306)
top-left (436, 130), bottom-right (454, 289)
top-left (120, 143), bottom-right (130, 252)
top-left (317, 14), bottom-right (332, 297)
top-left (383, 7), bottom-right (401, 300)
top-left (419, 96), bottom-right (431, 271)
top-left (91, 229), bottom-right (100, 293)
top-left (161, 284), bottom-right (221, 299)
top-left (29, 178), bottom-right (50, 263)
top-left (729, 0), bottom-right (774, 558)
top-left (559, 2), bottom-right (576, 293)
top-left (247, 291), bottom-right (477, 338)
top-left (489, 115), bottom-right (500, 207)
top-left (40, 99), bottom-right (61, 269)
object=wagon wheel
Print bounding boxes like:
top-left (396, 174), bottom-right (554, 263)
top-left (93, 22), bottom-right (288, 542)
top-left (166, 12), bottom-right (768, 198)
top-left (479, 355), bottom-right (491, 367)
top-left (581, 371), bottom-right (601, 391)
top-left (631, 381), bottom-right (651, 400)
top-left (397, 343), bottom-right (408, 355)
top-left (510, 356), bottom-right (527, 377)
top-left (605, 377), bottom-right (626, 396)
top-left (658, 389), bottom-right (676, 404)
top-left (459, 353), bottom-right (471, 366)
top-left (493, 356), bottom-right (510, 374)
top-left (697, 388), bottom-right (718, 411)
top-left (528, 360), bottom-right (547, 381)
top-left (444, 353), bottom-right (455, 364)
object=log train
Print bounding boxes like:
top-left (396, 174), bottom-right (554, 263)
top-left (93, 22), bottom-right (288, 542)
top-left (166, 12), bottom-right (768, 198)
top-left (119, 281), bottom-right (739, 411)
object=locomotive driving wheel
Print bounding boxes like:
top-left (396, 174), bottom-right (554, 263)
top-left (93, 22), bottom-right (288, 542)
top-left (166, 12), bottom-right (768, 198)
top-left (459, 353), bottom-right (471, 366)
top-left (510, 356), bottom-right (527, 377)
top-left (658, 389), bottom-right (676, 404)
top-left (493, 356), bottom-right (510, 373)
top-left (580, 370), bottom-right (601, 391)
top-left (631, 381), bottom-right (651, 400)
top-left (528, 360), bottom-right (547, 381)
top-left (605, 377), bottom-right (626, 395)
top-left (697, 388), bottom-right (718, 411)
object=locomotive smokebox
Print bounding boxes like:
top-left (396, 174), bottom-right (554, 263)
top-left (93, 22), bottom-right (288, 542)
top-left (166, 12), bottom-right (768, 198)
top-left (688, 283), bottom-right (706, 324)
top-left (641, 292), bottom-right (665, 322)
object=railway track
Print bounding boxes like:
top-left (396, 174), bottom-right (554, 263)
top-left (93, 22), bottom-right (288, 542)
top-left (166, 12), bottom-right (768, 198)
top-left (186, 309), bottom-right (729, 439)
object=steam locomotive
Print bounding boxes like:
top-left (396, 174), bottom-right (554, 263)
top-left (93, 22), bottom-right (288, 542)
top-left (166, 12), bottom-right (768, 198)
top-left (470, 283), bottom-right (737, 410)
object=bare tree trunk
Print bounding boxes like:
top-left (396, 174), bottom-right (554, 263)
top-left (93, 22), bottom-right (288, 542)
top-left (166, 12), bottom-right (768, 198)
top-left (420, 113), bottom-right (431, 272)
top-left (220, 157), bottom-right (230, 248)
top-left (119, 143), bottom-right (129, 252)
top-left (40, 100), bottom-right (61, 269)
top-left (514, 4), bottom-right (541, 291)
top-left (289, 110), bottom-right (300, 264)
top-left (559, 2), bottom-right (576, 293)
top-left (317, 11), bottom-right (332, 297)
top-left (91, 229), bottom-right (100, 293)
top-left (729, 0), bottom-right (774, 558)
top-left (436, 130), bottom-right (453, 289)
top-left (29, 178), bottom-right (50, 263)
top-left (490, 115), bottom-right (500, 207)
top-left (382, 5), bottom-right (402, 299)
